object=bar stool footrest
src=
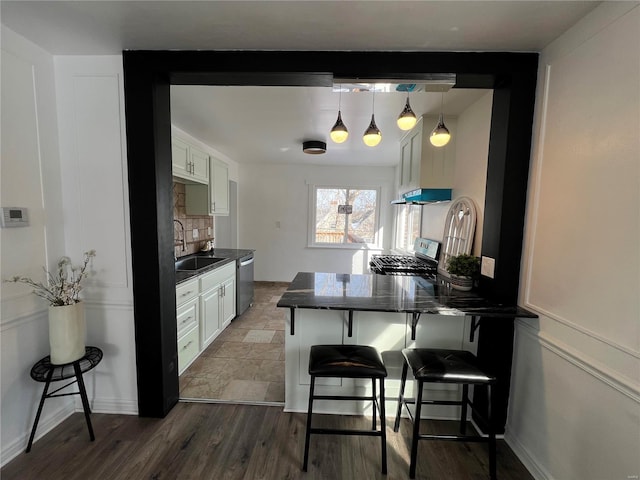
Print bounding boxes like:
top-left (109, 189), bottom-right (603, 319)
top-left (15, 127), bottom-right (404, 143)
top-left (418, 434), bottom-right (491, 442)
top-left (310, 428), bottom-right (384, 436)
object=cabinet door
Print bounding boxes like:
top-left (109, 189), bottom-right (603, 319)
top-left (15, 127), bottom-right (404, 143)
top-left (190, 146), bottom-right (210, 184)
top-left (220, 276), bottom-right (236, 328)
top-left (211, 157), bottom-right (229, 215)
top-left (200, 286), bottom-right (221, 349)
top-left (400, 139), bottom-right (412, 191)
top-left (171, 137), bottom-right (190, 178)
top-left (177, 298), bottom-right (199, 338)
top-left (399, 125), bottom-right (421, 193)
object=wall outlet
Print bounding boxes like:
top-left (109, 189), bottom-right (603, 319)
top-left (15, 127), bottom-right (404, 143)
top-left (207, 227), bottom-right (212, 236)
top-left (193, 228), bottom-right (199, 239)
top-left (481, 256), bottom-right (495, 278)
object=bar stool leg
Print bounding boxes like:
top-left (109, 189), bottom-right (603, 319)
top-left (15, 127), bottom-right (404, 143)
top-left (487, 384), bottom-right (497, 480)
top-left (460, 384), bottom-right (469, 435)
top-left (379, 377), bottom-right (387, 475)
top-left (302, 375), bottom-right (316, 472)
top-left (73, 361), bottom-right (95, 441)
top-left (371, 378), bottom-right (377, 430)
top-left (393, 360), bottom-right (408, 432)
top-left (26, 369), bottom-right (54, 453)
top-left (409, 380), bottom-right (423, 479)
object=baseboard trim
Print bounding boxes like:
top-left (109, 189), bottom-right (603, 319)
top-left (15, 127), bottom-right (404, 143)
top-left (504, 426), bottom-right (552, 480)
top-left (0, 402), bottom-right (75, 468)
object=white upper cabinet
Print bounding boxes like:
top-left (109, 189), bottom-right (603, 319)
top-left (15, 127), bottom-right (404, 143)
top-left (398, 115), bottom-right (457, 194)
top-left (210, 157), bottom-right (229, 215)
top-left (189, 146), bottom-right (210, 184)
top-left (185, 155), bottom-right (229, 216)
top-left (171, 135), bottom-right (209, 185)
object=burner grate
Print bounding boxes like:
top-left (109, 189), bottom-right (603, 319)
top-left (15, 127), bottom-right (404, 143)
top-left (369, 254), bottom-right (438, 277)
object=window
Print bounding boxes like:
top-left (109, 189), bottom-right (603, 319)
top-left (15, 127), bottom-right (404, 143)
top-left (394, 204), bottom-right (422, 252)
top-left (309, 186), bottom-right (380, 248)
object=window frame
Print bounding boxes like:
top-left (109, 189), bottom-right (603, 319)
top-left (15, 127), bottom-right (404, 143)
top-left (393, 203), bottom-right (423, 253)
top-left (308, 184), bottom-right (382, 249)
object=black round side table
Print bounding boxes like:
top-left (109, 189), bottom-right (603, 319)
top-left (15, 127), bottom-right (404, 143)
top-left (26, 346), bottom-right (103, 453)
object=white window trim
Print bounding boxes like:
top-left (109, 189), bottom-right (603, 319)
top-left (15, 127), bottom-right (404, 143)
top-left (307, 184), bottom-right (382, 249)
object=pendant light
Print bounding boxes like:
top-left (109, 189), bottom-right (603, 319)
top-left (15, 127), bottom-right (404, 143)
top-left (430, 92), bottom-right (451, 147)
top-left (330, 85), bottom-right (349, 144)
top-left (397, 95), bottom-right (417, 131)
top-left (363, 89), bottom-right (382, 147)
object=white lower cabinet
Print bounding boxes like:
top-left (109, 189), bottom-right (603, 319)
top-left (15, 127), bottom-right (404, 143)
top-left (200, 286), bottom-right (221, 349)
top-left (176, 278), bottom-right (200, 375)
top-left (176, 261), bottom-right (237, 374)
top-left (220, 276), bottom-right (236, 328)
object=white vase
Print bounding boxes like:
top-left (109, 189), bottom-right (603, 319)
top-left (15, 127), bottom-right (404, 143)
top-left (48, 302), bottom-right (86, 364)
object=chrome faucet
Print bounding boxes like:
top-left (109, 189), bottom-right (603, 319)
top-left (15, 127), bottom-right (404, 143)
top-left (173, 219), bottom-right (186, 252)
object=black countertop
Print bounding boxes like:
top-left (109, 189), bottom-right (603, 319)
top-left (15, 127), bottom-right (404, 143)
top-left (276, 272), bottom-right (537, 319)
top-left (175, 249), bottom-right (254, 285)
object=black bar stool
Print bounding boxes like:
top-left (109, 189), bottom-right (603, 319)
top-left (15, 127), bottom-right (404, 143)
top-left (303, 344), bottom-right (388, 474)
top-left (393, 348), bottom-right (497, 479)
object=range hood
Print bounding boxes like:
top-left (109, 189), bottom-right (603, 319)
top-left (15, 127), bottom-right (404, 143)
top-left (391, 188), bottom-right (452, 205)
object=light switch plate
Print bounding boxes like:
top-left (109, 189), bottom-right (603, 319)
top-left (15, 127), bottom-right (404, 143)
top-left (481, 256), bottom-right (495, 278)
top-left (207, 227), bottom-right (212, 236)
top-left (193, 228), bottom-right (199, 239)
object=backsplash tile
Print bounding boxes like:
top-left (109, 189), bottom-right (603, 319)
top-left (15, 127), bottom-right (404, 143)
top-left (173, 182), bottom-right (214, 258)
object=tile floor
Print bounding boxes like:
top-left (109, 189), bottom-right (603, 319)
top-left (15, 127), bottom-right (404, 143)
top-left (179, 281), bottom-right (289, 404)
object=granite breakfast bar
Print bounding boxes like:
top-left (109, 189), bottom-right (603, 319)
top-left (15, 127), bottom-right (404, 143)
top-left (277, 272), bottom-right (538, 425)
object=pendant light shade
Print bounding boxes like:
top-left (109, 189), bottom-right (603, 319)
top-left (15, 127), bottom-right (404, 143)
top-left (397, 95), bottom-right (417, 131)
top-left (430, 92), bottom-right (451, 147)
top-left (363, 114), bottom-right (382, 147)
top-left (330, 111), bottom-right (349, 143)
top-left (363, 90), bottom-right (382, 147)
top-left (430, 113), bottom-right (451, 147)
top-left (330, 85), bottom-right (349, 144)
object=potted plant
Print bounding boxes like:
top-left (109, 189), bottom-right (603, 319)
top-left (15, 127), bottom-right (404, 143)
top-left (446, 253), bottom-right (480, 291)
top-left (5, 250), bottom-right (96, 364)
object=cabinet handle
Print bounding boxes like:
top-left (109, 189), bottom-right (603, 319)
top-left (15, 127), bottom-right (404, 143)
top-left (182, 340), bottom-right (194, 351)
top-left (179, 290), bottom-right (194, 298)
top-left (179, 316), bottom-right (193, 326)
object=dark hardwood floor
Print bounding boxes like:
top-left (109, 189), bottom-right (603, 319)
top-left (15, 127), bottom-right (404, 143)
top-left (3, 403), bottom-right (533, 479)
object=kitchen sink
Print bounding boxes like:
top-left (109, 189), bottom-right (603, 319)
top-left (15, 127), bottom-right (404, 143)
top-left (175, 256), bottom-right (226, 272)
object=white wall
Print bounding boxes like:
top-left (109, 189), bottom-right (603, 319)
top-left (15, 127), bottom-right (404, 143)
top-left (1, 26), bottom-right (68, 466)
top-left (238, 163), bottom-right (395, 281)
top-left (419, 92), bottom-right (492, 255)
top-left (0, 29), bottom-right (138, 464)
top-left (508, 4), bottom-right (640, 479)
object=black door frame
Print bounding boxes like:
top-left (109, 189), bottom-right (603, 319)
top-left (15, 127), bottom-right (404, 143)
top-left (122, 51), bottom-right (538, 419)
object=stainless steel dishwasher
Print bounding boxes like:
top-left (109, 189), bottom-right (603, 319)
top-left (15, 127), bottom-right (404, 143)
top-left (237, 253), bottom-right (254, 316)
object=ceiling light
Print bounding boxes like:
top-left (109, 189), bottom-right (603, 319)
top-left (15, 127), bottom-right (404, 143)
top-left (397, 95), bottom-right (417, 131)
top-left (363, 91), bottom-right (382, 147)
top-left (302, 141), bottom-right (327, 154)
top-left (330, 85), bottom-right (348, 144)
top-left (430, 92), bottom-right (451, 147)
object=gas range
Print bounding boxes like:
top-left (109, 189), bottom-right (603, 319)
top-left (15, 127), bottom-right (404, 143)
top-left (369, 238), bottom-right (440, 279)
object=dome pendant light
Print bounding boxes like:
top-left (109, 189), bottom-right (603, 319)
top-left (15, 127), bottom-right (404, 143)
top-left (397, 95), bottom-right (417, 131)
top-left (430, 92), bottom-right (451, 147)
top-left (363, 90), bottom-right (382, 147)
top-left (330, 85), bottom-right (349, 144)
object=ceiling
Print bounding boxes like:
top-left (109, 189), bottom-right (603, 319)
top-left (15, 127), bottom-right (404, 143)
top-left (1, 1), bottom-right (600, 167)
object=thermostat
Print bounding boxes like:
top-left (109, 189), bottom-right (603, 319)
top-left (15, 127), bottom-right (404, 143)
top-left (1, 207), bottom-right (29, 227)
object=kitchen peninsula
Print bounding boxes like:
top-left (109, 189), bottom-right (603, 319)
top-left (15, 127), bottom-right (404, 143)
top-left (277, 272), bottom-right (537, 424)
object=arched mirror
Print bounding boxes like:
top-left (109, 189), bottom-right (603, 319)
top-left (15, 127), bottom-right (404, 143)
top-left (437, 196), bottom-right (477, 277)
